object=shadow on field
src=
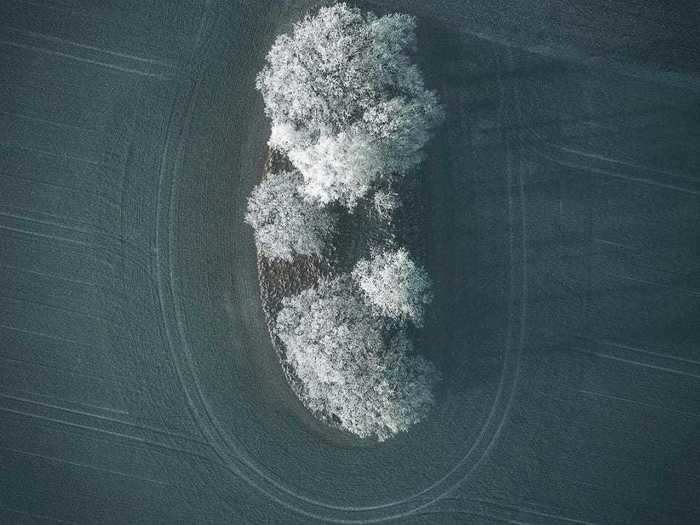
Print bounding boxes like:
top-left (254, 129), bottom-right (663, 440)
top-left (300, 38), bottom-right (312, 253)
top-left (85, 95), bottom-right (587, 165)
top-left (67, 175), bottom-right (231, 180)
top-left (411, 17), bottom-right (514, 398)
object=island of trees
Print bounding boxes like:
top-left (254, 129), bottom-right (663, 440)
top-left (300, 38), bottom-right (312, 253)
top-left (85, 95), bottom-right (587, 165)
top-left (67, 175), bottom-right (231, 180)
top-left (246, 3), bottom-right (443, 441)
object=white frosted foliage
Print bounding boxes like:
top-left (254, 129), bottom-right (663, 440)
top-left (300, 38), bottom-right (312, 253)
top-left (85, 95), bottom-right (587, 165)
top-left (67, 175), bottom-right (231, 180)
top-left (373, 189), bottom-right (400, 221)
top-left (250, 4), bottom-right (443, 441)
top-left (257, 3), bottom-right (443, 208)
top-left (245, 170), bottom-right (335, 261)
top-left (275, 276), bottom-right (437, 440)
top-left (353, 248), bottom-right (433, 326)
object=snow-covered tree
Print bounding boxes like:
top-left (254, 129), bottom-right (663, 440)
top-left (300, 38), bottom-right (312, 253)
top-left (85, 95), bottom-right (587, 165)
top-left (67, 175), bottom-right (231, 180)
top-left (256, 3), bottom-right (443, 208)
top-left (245, 170), bottom-right (335, 261)
top-left (274, 276), bottom-right (437, 440)
top-left (286, 127), bottom-right (383, 208)
top-left (352, 248), bottom-right (433, 326)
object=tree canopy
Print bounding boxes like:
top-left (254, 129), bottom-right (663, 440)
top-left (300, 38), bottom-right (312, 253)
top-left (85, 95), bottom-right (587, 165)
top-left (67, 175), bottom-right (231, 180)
top-left (275, 276), bottom-right (438, 440)
top-left (256, 3), bottom-right (443, 208)
top-left (245, 170), bottom-right (335, 261)
top-left (353, 248), bottom-right (433, 326)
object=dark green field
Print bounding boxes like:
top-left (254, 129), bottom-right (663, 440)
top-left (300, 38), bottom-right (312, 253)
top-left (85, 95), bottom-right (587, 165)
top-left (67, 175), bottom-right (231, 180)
top-left (1, 1), bottom-right (698, 523)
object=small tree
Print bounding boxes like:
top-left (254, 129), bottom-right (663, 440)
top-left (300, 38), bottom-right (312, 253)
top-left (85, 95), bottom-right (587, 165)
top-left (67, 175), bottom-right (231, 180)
top-left (245, 170), bottom-right (335, 261)
top-left (373, 189), bottom-right (400, 222)
top-left (275, 276), bottom-right (437, 440)
top-left (352, 248), bottom-right (433, 326)
top-left (256, 3), bottom-right (443, 208)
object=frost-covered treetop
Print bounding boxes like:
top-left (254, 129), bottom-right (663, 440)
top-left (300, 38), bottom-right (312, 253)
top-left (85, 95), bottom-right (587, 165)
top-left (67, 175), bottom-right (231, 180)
top-left (353, 247), bottom-right (433, 326)
top-left (257, 3), bottom-right (424, 132)
top-left (245, 169), bottom-right (335, 261)
top-left (256, 3), bottom-right (443, 208)
top-left (275, 275), bottom-right (437, 440)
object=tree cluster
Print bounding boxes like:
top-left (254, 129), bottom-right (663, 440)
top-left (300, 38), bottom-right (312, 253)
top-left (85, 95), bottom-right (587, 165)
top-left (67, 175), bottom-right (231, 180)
top-left (246, 3), bottom-right (443, 440)
top-left (257, 3), bottom-right (443, 208)
top-left (275, 276), bottom-right (437, 441)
